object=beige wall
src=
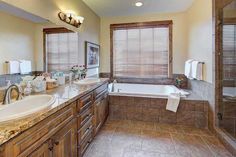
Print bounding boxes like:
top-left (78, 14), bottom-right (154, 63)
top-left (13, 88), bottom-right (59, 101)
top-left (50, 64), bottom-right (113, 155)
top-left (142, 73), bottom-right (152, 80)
top-left (100, 12), bottom-right (188, 74)
top-left (0, 11), bottom-right (36, 74)
top-left (2, 0), bottom-right (100, 76)
top-left (187, 0), bottom-right (213, 83)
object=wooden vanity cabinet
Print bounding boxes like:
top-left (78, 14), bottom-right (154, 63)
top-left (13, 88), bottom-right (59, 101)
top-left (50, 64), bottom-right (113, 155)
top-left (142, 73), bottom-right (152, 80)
top-left (3, 101), bottom-right (77, 157)
top-left (1, 81), bottom-right (109, 157)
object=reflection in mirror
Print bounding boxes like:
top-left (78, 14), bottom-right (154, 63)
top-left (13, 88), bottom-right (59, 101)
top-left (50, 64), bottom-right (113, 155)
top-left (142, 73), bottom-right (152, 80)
top-left (0, 2), bottom-right (73, 87)
top-left (221, 0), bottom-right (236, 140)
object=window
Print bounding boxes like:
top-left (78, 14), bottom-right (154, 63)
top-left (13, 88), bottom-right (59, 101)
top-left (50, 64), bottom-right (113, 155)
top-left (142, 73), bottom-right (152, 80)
top-left (111, 21), bottom-right (173, 79)
top-left (223, 25), bottom-right (236, 81)
top-left (43, 28), bottom-right (79, 72)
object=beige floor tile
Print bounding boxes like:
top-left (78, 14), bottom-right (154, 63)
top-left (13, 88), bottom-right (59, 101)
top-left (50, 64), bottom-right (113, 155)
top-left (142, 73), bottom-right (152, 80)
top-left (155, 123), bottom-right (184, 133)
top-left (171, 133), bottom-right (215, 157)
top-left (83, 120), bottom-right (233, 157)
top-left (141, 130), bottom-right (176, 154)
top-left (201, 136), bottom-right (233, 157)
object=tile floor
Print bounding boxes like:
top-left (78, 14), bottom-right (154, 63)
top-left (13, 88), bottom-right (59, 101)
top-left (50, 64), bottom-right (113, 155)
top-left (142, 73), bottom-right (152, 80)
top-left (84, 119), bottom-right (233, 157)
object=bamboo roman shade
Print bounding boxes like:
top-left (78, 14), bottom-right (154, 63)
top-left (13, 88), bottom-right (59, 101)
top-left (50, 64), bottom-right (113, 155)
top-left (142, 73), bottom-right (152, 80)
top-left (223, 25), bottom-right (236, 81)
top-left (44, 28), bottom-right (79, 72)
top-left (111, 21), bottom-right (172, 78)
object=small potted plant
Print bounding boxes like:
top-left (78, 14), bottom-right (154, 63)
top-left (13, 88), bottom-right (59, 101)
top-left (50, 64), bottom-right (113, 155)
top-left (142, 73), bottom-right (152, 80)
top-left (79, 65), bottom-right (87, 79)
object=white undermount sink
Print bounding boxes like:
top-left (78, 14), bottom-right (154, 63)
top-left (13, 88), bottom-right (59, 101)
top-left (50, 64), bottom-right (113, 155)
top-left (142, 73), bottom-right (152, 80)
top-left (0, 95), bottom-right (55, 123)
top-left (74, 78), bottom-right (101, 85)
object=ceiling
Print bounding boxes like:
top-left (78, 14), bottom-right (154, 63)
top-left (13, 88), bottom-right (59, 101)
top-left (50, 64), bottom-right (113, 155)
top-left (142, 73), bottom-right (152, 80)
top-left (0, 1), bottom-right (49, 23)
top-left (83, 0), bottom-right (195, 17)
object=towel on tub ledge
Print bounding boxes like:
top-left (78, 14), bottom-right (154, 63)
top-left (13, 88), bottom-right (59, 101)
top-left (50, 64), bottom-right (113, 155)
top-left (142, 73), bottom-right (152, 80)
top-left (166, 93), bottom-right (181, 112)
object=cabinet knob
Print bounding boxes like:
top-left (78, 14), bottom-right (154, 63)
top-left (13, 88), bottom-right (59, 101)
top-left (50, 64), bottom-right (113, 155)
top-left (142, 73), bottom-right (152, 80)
top-left (54, 141), bottom-right (59, 145)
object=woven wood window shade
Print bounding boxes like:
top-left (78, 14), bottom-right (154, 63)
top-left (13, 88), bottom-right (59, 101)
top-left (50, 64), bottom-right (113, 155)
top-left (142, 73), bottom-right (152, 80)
top-left (223, 25), bottom-right (236, 81)
top-left (43, 28), bottom-right (78, 72)
top-left (111, 21), bottom-right (172, 79)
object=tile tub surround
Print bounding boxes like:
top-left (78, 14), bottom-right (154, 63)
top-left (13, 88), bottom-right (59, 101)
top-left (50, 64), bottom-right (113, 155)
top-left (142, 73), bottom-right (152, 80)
top-left (109, 96), bottom-right (209, 128)
top-left (0, 78), bottom-right (109, 146)
top-left (188, 79), bottom-right (215, 131)
top-left (84, 119), bottom-right (233, 157)
top-left (220, 100), bottom-right (236, 139)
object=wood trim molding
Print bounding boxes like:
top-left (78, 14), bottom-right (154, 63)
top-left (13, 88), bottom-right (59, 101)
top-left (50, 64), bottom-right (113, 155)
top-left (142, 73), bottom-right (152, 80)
top-left (110, 20), bottom-right (173, 79)
top-left (223, 17), bottom-right (236, 24)
top-left (43, 27), bottom-right (73, 34)
top-left (43, 27), bottom-right (74, 71)
top-left (110, 20), bottom-right (173, 30)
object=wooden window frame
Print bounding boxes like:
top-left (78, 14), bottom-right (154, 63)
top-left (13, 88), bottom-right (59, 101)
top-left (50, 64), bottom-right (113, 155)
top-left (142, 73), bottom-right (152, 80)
top-left (43, 27), bottom-right (74, 72)
top-left (110, 20), bottom-right (173, 79)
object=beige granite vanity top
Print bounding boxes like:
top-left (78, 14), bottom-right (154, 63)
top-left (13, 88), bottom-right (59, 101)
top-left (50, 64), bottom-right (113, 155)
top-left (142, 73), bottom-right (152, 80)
top-left (0, 78), bottom-right (109, 146)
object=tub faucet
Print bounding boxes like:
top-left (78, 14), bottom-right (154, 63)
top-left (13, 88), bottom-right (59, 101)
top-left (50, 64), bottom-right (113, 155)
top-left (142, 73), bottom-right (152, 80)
top-left (2, 84), bottom-right (23, 105)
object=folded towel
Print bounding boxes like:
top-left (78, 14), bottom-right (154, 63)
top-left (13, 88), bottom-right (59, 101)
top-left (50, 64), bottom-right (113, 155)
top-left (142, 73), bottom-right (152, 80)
top-left (19, 60), bottom-right (32, 74)
top-left (166, 93), bottom-right (181, 112)
top-left (191, 61), bottom-right (203, 80)
top-left (184, 59), bottom-right (194, 79)
top-left (7, 60), bottom-right (20, 74)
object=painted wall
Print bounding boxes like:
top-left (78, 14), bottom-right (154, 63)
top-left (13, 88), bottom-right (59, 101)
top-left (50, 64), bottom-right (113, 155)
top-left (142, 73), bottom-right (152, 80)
top-left (2, 0), bottom-right (100, 76)
top-left (100, 12), bottom-right (188, 74)
top-left (0, 11), bottom-right (36, 74)
top-left (186, 0), bottom-right (213, 83)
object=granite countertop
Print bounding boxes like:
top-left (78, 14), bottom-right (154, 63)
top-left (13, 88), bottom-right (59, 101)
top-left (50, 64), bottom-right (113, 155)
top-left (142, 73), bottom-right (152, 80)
top-left (0, 78), bottom-right (109, 146)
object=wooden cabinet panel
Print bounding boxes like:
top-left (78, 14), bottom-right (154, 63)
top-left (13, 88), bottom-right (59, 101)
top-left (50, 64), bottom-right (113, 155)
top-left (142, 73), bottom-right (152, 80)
top-left (27, 143), bottom-right (50, 157)
top-left (94, 91), bottom-right (108, 135)
top-left (94, 83), bottom-right (108, 99)
top-left (78, 129), bottom-right (93, 157)
top-left (52, 118), bottom-right (77, 157)
top-left (6, 102), bottom-right (76, 157)
top-left (77, 106), bottom-right (93, 128)
top-left (78, 117), bottom-right (93, 144)
top-left (77, 93), bottom-right (93, 113)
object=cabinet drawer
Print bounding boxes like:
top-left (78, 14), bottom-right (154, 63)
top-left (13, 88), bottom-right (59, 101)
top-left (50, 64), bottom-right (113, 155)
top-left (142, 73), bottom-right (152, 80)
top-left (78, 106), bottom-right (93, 128)
top-left (77, 93), bottom-right (93, 113)
top-left (78, 117), bottom-right (93, 144)
top-left (94, 83), bottom-right (108, 99)
top-left (78, 130), bottom-right (93, 156)
top-left (9, 102), bottom-right (76, 157)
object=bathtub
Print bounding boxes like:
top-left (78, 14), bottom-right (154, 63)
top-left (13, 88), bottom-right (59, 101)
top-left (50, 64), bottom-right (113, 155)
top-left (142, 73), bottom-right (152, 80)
top-left (109, 83), bottom-right (189, 98)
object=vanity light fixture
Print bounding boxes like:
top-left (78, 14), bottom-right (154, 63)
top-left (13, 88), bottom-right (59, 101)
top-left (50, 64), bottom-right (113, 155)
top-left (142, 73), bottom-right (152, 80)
top-left (135, 1), bottom-right (143, 7)
top-left (58, 11), bottom-right (84, 28)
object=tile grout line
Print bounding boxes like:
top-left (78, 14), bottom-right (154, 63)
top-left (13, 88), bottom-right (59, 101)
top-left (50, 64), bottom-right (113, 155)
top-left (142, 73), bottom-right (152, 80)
top-left (199, 135), bottom-right (217, 157)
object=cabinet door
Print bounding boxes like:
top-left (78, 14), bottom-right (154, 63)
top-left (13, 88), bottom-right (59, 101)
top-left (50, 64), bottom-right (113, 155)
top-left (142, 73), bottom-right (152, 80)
top-left (27, 143), bottom-right (51, 157)
top-left (94, 100), bottom-right (102, 134)
top-left (101, 93), bottom-right (108, 122)
top-left (52, 119), bottom-right (77, 157)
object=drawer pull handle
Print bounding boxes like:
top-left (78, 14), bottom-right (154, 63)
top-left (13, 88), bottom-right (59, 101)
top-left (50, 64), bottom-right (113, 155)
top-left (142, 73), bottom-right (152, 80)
top-left (82, 114), bottom-right (92, 124)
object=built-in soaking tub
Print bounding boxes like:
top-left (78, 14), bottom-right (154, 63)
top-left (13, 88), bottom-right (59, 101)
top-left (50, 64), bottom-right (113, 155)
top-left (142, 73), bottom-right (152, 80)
top-left (108, 83), bottom-right (209, 128)
top-left (109, 83), bottom-right (190, 98)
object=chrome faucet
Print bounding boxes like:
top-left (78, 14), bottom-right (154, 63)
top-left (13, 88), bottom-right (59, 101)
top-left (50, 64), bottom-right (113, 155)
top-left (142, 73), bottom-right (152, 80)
top-left (2, 84), bottom-right (23, 105)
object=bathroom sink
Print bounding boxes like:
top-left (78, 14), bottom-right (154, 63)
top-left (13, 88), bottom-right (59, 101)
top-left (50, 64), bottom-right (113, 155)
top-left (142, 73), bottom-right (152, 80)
top-left (74, 78), bottom-right (101, 85)
top-left (0, 95), bottom-right (55, 123)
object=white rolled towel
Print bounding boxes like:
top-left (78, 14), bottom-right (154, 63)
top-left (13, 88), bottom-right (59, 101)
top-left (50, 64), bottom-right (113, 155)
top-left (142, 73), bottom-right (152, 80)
top-left (19, 60), bottom-right (32, 74)
top-left (191, 61), bottom-right (203, 80)
top-left (184, 59), bottom-right (194, 79)
top-left (7, 60), bottom-right (20, 74)
top-left (166, 93), bottom-right (181, 112)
